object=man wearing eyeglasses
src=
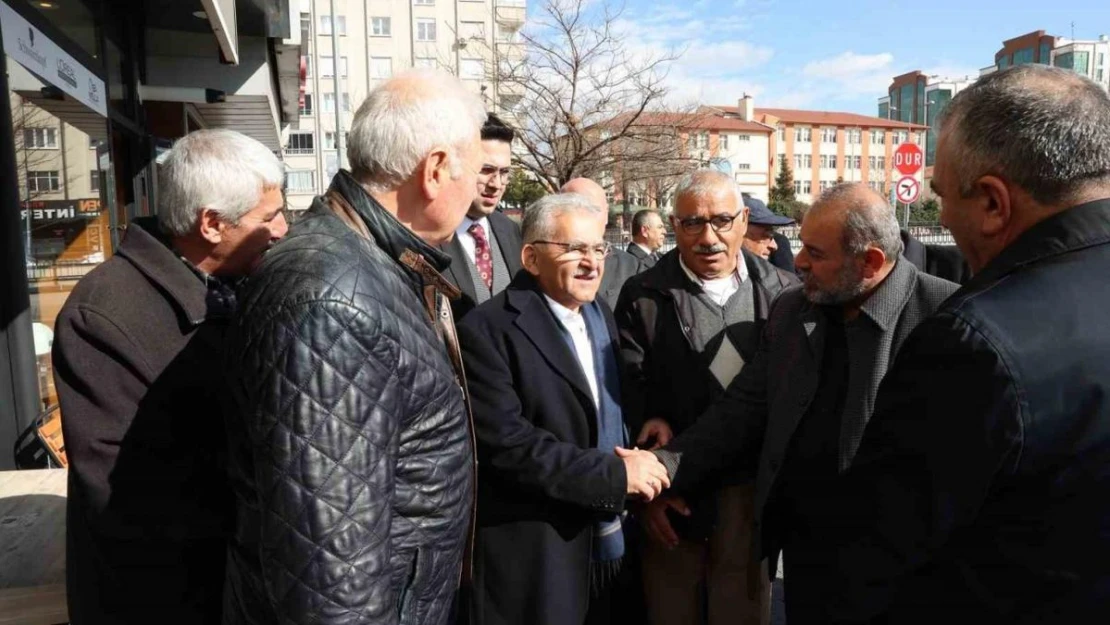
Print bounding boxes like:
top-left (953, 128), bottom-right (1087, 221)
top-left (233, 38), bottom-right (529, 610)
top-left (441, 114), bottom-right (523, 319)
top-left (458, 193), bottom-right (670, 625)
top-left (615, 170), bottom-right (798, 625)
top-left (561, 177), bottom-right (645, 308)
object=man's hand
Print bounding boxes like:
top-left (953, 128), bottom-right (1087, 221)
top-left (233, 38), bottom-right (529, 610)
top-left (615, 446), bottom-right (671, 501)
top-left (636, 418), bottom-right (674, 450)
top-left (640, 495), bottom-right (691, 549)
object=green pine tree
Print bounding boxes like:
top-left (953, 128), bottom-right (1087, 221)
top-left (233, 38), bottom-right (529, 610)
top-left (768, 155), bottom-right (797, 216)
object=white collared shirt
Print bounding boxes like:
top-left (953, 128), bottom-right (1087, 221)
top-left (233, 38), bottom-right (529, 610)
top-left (543, 294), bottom-right (600, 409)
top-left (455, 215), bottom-right (492, 264)
top-left (634, 242), bottom-right (654, 257)
top-left (678, 253), bottom-right (750, 307)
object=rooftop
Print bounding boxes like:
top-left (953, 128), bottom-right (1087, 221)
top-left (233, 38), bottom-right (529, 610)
top-left (709, 105), bottom-right (928, 130)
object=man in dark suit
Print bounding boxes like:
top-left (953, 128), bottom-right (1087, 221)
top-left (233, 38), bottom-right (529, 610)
top-left (646, 183), bottom-right (958, 622)
top-left (627, 209), bottom-right (666, 268)
top-left (458, 193), bottom-right (670, 625)
top-left (441, 114), bottom-right (523, 319)
top-left (899, 229), bottom-right (970, 284)
top-left (561, 177), bottom-right (644, 308)
top-left (617, 171), bottom-right (798, 625)
top-left (827, 64), bottom-right (1110, 623)
top-left (741, 194), bottom-right (796, 273)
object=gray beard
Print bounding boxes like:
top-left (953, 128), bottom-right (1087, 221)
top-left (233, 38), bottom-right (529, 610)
top-left (799, 262), bottom-right (867, 305)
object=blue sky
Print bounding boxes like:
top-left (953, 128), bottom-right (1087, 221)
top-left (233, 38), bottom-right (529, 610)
top-left (569, 0), bottom-right (1110, 115)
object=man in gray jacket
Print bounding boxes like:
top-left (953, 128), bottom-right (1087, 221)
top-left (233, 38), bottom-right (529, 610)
top-left (648, 183), bottom-right (958, 623)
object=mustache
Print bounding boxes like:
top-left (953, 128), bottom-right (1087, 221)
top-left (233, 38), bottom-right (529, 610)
top-left (692, 244), bottom-right (728, 254)
top-left (575, 269), bottom-right (599, 279)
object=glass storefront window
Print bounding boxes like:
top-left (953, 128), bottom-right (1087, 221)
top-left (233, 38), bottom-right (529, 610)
top-left (8, 51), bottom-right (114, 412)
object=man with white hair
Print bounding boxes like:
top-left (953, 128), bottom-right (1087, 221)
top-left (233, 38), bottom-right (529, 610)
top-left (647, 183), bottom-right (957, 622)
top-left (617, 170), bottom-right (797, 625)
top-left (222, 69), bottom-right (486, 625)
top-left (53, 128), bottom-right (288, 624)
top-left (458, 193), bottom-right (670, 625)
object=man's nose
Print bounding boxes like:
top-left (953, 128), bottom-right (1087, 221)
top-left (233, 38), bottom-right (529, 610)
top-left (271, 212), bottom-right (290, 240)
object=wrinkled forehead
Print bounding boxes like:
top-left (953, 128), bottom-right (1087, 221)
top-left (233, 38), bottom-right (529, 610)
top-left (674, 188), bottom-right (739, 218)
top-left (551, 210), bottom-right (606, 242)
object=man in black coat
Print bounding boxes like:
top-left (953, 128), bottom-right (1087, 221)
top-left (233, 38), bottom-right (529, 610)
top-left (626, 209), bottom-right (666, 268)
top-left (562, 177), bottom-right (645, 308)
top-left (826, 64), bottom-right (1110, 623)
top-left (899, 229), bottom-right (970, 284)
top-left (617, 171), bottom-right (798, 624)
top-left (741, 194), bottom-right (797, 273)
top-left (458, 193), bottom-right (670, 625)
top-left (441, 114), bottom-right (523, 320)
top-left (222, 71), bottom-right (486, 625)
top-left (52, 129), bottom-right (288, 624)
top-left (647, 183), bottom-right (957, 623)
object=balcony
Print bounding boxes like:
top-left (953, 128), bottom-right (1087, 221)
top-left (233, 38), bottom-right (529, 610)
top-left (495, 0), bottom-right (526, 28)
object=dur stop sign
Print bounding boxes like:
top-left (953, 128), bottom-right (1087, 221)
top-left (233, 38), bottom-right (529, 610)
top-left (894, 143), bottom-right (924, 176)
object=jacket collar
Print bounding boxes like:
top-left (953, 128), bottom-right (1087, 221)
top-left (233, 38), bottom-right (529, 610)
top-left (116, 217), bottom-right (208, 326)
top-left (326, 169), bottom-right (453, 275)
top-left (969, 198), bottom-right (1110, 288)
top-left (857, 257), bottom-right (917, 332)
top-left (504, 271), bottom-right (596, 404)
top-left (639, 248), bottom-right (765, 296)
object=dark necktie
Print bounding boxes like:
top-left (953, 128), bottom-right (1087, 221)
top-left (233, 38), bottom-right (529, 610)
top-left (469, 222), bottom-right (493, 291)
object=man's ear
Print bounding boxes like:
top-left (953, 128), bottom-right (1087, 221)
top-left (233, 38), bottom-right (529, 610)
top-left (977, 175), bottom-right (1012, 238)
top-left (420, 146), bottom-right (452, 200)
top-left (198, 208), bottom-right (226, 245)
top-left (860, 247), bottom-right (887, 279)
top-left (522, 244), bottom-right (540, 276)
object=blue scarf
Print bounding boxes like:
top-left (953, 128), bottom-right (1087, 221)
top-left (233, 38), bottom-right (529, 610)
top-left (552, 301), bottom-right (628, 588)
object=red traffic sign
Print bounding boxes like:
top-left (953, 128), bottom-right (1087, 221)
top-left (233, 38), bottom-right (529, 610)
top-left (894, 143), bottom-right (924, 176)
top-left (895, 175), bottom-right (921, 204)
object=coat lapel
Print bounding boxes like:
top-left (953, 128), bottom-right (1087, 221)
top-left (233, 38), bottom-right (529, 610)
top-left (441, 232), bottom-right (478, 303)
top-left (489, 213), bottom-right (523, 276)
top-left (507, 283), bottom-right (597, 407)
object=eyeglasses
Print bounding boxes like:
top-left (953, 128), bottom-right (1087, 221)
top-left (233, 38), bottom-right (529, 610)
top-left (531, 240), bottom-right (612, 260)
top-left (477, 165), bottom-right (512, 184)
top-left (674, 209), bottom-right (744, 235)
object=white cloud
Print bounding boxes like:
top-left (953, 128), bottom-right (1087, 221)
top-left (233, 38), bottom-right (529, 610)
top-left (802, 51), bottom-right (896, 96)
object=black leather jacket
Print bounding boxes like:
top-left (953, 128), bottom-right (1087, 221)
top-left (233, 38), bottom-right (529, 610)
top-left (223, 171), bottom-right (474, 625)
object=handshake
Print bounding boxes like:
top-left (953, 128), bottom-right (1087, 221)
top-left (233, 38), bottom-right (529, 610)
top-left (614, 417), bottom-right (677, 501)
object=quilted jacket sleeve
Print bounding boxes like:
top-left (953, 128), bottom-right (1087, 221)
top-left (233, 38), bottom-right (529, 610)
top-left (458, 315), bottom-right (627, 512)
top-left (243, 299), bottom-right (406, 624)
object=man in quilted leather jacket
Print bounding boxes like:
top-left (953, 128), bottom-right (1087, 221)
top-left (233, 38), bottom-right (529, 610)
top-left (222, 69), bottom-right (487, 625)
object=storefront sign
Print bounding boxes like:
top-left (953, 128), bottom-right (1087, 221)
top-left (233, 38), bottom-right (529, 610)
top-left (20, 199), bottom-right (100, 222)
top-left (0, 1), bottom-right (108, 116)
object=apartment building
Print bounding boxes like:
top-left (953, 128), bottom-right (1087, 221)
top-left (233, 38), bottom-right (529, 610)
top-left (707, 101), bottom-right (927, 205)
top-left (284, 0), bottom-right (526, 211)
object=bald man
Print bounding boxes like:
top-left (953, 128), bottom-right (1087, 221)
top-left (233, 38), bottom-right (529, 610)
top-left (649, 183), bottom-right (957, 622)
top-left (560, 178), bottom-right (644, 308)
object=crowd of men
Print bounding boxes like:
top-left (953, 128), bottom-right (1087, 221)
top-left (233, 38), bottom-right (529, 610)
top-left (51, 62), bottom-right (1110, 625)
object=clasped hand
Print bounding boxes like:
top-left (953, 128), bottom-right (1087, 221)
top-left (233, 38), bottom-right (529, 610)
top-left (615, 446), bottom-right (670, 501)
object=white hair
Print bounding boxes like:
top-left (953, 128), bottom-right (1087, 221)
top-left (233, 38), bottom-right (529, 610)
top-left (522, 193), bottom-right (602, 242)
top-left (347, 68), bottom-right (487, 193)
top-left (157, 129), bottom-right (284, 237)
top-left (674, 169), bottom-right (742, 208)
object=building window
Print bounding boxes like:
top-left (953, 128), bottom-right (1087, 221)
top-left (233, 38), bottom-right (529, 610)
top-left (320, 56), bottom-right (348, 77)
top-left (303, 55), bottom-right (312, 77)
top-left (776, 125), bottom-right (785, 142)
top-left (1099, 69), bottom-right (1106, 83)
top-left (23, 128), bottom-right (58, 149)
top-left (794, 153), bottom-right (812, 169)
top-left (869, 181), bottom-right (884, 193)
top-left (287, 170), bottom-right (315, 193)
top-left (415, 0), bottom-right (434, 5)
top-left (371, 57), bottom-right (393, 79)
top-left (415, 57), bottom-right (436, 69)
top-left (299, 93), bottom-right (313, 116)
top-left (737, 134), bottom-right (751, 141)
top-left (371, 17), bottom-right (391, 36)
top-left (28, 170), bottom-right (60, 192)
top-left (460, 58), bottom-right (484, 80)
top-left (794, 127), bottom-right (811, 143)
top-left (90, 170), bottom-right (99, 192)
top-left (343, 93), bottom-right (352, 112)
top-left (286, 132), bottom-right (314, 155)
top-left (819, 154), bottom-right (836, 169)
top-left (820, 127), bottom-right (837, 143)
top-left (416, 18), bottom-right (436, 41)
top-left (998, 55), bottom-right (1011, 69)
top-left (720, 134), bottom-right (729, 150)
top-left (848, 155), bottom-right (862, 169)
top-left (871, 130), bottom-right (885, 145)
top-left (819, 180), bottom-right (833, 192)
top-left (300, 12), bottom-right (311, 37)
top-left (1013, 47), bottom-right (1034, 65)
top-left (736, 163), bottom-right (751, 171)
top-left (1040, 43), bottom-right (1052, 64)
top-left (846, 129), bottom-right (861, 144)
top-left (869, 155), bottom-right (886, 171)
top-left (322, 93), bottom-right (352, 113)
top-left (460, 21), bottom-right (485, 39)
top-left (793, 180), bottom-right (812, 195)
top-left (1076, 51), bottom-right (1091, 75)
top-left (319, 14), bottom-right (347, 35)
